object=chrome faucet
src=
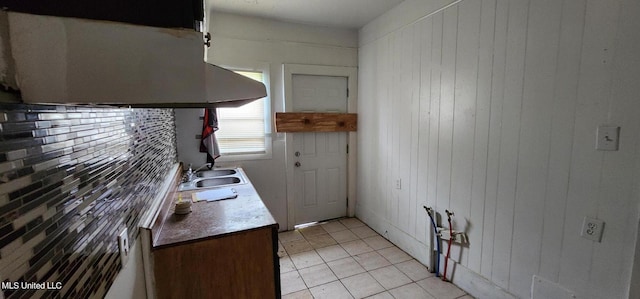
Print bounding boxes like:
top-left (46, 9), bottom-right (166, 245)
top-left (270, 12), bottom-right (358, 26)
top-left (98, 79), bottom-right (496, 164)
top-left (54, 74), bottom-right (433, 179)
top-left (183, 163), bottom-right (212, 182)
top-left (183, 164), bottom-right (194, 182)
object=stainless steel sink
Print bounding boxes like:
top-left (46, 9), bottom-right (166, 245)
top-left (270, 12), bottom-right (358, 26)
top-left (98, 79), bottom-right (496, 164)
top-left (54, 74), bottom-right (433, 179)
top-left (178, 167), bottom-right (246, 191)
top-left (196, 177), bottom-right (241, 188)
top-left (196, 169), bottom-right (237, 178)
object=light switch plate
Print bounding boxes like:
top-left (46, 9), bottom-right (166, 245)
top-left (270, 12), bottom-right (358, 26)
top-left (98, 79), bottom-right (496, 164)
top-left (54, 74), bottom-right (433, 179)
top-left (596, 125), bottom-right (620, 151)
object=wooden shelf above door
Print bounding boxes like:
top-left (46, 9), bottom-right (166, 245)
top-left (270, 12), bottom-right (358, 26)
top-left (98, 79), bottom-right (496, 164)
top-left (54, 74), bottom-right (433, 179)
top-left (275, 112), bottom-right (357, 132)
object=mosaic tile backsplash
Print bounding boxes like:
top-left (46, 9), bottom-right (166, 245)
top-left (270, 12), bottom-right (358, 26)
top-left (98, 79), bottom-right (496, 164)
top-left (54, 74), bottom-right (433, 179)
top-left (0, 104), bottom-right (177, 298)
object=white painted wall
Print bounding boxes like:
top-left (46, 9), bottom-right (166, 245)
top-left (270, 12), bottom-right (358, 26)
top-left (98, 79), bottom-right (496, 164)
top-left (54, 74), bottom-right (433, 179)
top-left (104, 238), bottom-right (147, 299)
top-left (175, 12), bottom-right (358, 230)
top-left (357, 0), bottom-right (640, 298)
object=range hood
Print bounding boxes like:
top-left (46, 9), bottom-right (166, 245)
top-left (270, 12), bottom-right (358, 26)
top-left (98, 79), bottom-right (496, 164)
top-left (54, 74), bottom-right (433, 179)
top-left (5, 13), bottom-right (266, 108)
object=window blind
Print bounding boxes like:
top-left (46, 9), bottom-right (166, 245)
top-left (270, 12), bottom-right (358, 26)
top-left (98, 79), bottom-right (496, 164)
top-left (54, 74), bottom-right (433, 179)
top-left (216, 71), bottom-right (267, 155)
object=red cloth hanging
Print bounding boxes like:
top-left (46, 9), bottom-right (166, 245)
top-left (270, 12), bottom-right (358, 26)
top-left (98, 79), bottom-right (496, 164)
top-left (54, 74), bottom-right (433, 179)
top-left (200, 108), bottom-right (220, 163)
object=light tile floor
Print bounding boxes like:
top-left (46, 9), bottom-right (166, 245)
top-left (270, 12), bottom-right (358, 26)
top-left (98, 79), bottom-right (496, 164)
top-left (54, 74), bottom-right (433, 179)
top-left (278, 217), bottom-right (474, 299)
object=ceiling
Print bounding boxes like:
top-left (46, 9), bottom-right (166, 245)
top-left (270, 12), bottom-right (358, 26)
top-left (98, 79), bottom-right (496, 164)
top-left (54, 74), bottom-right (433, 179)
top-left (207, 0), bottom-right (404, 29)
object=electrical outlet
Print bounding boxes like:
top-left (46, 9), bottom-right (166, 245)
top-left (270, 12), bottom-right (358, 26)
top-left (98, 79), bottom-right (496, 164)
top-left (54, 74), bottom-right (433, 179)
top-left (581, 216), bottom-right (604, 242)
top-left (118, 228), bottom-right (130, 266)
top-left (395, 179), bottom-right (402, 189)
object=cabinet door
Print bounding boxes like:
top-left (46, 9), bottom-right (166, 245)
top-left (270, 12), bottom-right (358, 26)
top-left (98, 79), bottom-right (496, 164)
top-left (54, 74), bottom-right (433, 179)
top-left (153, 226), bottom-right (279, 299)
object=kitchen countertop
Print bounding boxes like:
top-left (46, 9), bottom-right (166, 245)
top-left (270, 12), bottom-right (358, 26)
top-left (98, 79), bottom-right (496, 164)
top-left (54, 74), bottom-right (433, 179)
top-left (152, 168), bottom-right (278, 249)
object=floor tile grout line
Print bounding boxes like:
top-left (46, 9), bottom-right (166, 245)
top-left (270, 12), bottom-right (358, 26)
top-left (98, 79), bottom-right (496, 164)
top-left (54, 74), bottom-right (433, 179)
top-left (298, 260), bottom-right (339, 290)
top-left (414, 276), bottom-right (470, 299)
top-left (326, 256), bottom-right (365, 280)
top-left (335, 272), bottom-right (358, 299)
top-left (279, 218), bottom-right (472, 299)
top-left (301, 250), bottom-right (358, 299)
top-left (281, 269), bottom-right (307, 296)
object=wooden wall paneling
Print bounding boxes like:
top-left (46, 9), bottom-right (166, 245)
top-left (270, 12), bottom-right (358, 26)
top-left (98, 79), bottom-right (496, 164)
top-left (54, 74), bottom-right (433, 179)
top-left (492, 0), bottom-right (529, 290)
top-left (558, 0), bottom-right (619, 293)
top-left (397, 25), bottom-right (414, 234)
top-left (392, 26), bottom-right (411, 232)
top-left (435, 7), bottom-right (459, 277)
top-left (373, 37), bottom-right (386, 219)
top-left (363, 42), bottom-right (375, 218)
top-left (377, 36), bottom-right (391, 220)
top-left (396, 26), bottom-right (408, 231)
top-left (382, 33), bottom-right (391, 223)
top-left (408, 23), bottom-right (423, 239)
top-left (361, 43), bottom-right (373, 217)
top-left (587, 0), bottom-right (638, 297)
top-left (358, 43), bottom-right (375, 221)
top-left (357, 0), bottom-right (640, 297)
top-left (363, 48), bottom-right (372, 219)
top-left (480, 0), bottom-right (508, 280)
top-left (602, 0), bottom-right (640, 296)
top-left (382, 33), bottom-right (392, 223)
top-left (468, 0), bottom-right (497, 274)
top-left (423, 13), bottom-right (443, 270)
top-left (592, 88), bottom-right (636, 295)
top-left (508, 0), bottom-right (563, 296)
top-left (538, 0), bottom-right (585, 283)
top-left (427, 12), bottom-right (444, 225)
top-left (415, 17), bottom-right (433, 246)
top-left (449, 0), bottom-right (482, 267)
top-left (436, 5), bottom-right (458, 237)
top-left (388, 31), bottom-right (401, 225)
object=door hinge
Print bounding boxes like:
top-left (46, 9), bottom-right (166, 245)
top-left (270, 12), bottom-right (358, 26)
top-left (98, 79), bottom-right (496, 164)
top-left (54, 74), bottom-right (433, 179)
top-left (347, 88), bottom-right (349, 98)
top-left (346, 144), bottom-right (349, 154)
top-left (346, 198), bottom-right (349, 207)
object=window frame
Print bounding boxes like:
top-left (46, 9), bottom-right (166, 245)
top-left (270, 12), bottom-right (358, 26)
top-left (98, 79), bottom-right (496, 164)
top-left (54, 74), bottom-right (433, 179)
top-left (214, 64), bottom-right (272, 162)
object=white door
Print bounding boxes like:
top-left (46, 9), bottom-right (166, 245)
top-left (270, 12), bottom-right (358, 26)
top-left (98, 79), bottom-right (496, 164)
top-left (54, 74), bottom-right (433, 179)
top-left (292, 75), bottom-right (348, 225)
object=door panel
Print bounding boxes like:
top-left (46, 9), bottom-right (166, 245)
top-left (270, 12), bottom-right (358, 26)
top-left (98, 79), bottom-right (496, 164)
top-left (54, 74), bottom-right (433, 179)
top-left (292, 75), bottom-right (348, 225)
top-left (327, 168), bottom-right (341, 204)
top-left (302, 170), bottom-right (317, 207)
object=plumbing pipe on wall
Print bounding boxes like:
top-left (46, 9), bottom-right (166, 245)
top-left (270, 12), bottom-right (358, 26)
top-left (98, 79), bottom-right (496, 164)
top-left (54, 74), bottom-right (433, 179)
top-left (424, 206), bottom-right (441, 277)
top-left (443, 209), bottom-right (454, 282)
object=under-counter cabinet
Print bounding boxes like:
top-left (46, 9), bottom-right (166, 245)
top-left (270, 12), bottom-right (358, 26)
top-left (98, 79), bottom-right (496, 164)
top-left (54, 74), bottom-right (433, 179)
top-left (147, 168), bottom-right (280, 299)
top-left (153, 226), bottom-right (279, 299)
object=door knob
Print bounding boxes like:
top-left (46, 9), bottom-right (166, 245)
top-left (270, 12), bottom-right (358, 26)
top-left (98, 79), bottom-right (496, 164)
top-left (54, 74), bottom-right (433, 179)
top-left (295, 162), bottom-right (301, 167)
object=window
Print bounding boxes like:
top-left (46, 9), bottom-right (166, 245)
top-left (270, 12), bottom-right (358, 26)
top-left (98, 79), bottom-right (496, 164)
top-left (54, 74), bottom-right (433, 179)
top-left (215, 70), bottom-right (271, 159)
